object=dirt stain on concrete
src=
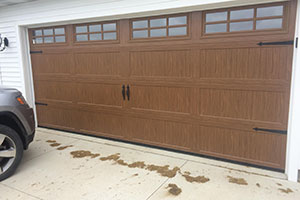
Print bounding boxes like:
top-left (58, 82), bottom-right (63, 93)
top-left (50, 143), bottom-right (61, 147)
top-left (70, 150), bottom-right (100, 158)
top-left (68, 151), bottom-right (210, 185)
top-left (100, 153), bottom-right (120, 161)
top-left (116, 159), bottom-right (129, 166)
top-left (46, 140), bottom-right (56, 143)
top-left (128, 161), bottom-right (146, 169)
top-left (181, 171), bottom-right (209, 183)
top-left (146, 165), bottom-right (180, 178)
top-left (167, 184), bottom-right (182, 196)
top-left (227, 176), bottom-right (248, 185)
top-left (57, 145), bottom-right (73, 150)
top-left (278, 188), bottom-right (293, 194)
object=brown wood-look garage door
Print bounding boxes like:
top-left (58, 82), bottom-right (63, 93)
top-left (29, 1), bottom-right (297, 170)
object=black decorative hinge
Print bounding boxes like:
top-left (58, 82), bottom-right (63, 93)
top-left (30, 50), bottom-right (43, 54)
top-left (257, 40), bottom-right (294, 46)
top-left (253, 127), bottom-right (287, 135)
top-left (35, 102), bottom-right (48, 106)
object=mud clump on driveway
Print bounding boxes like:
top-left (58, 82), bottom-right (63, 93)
top-left (146, 165), bottom-right (180, 178)
top-left (46, 140), bottom-right (56, 143)
top-left (57, 145), bottom-right (73, 150)
top-left (100, 153), bottom-right (120, 161)
top-left (50, 143), bottom-right (61, 147)
top-left (116, 159), bottom-right (129, 166)
top-left (128, 161), bottom-right (146, 169)
top-left (167, 184), bottom-right (182, 196)
top-left (181, 172), bottom-right (210, 183)
top-left (279, 188), bottom-right (293, 194)
top-left (70, 150), bottom-right (100, 158)
top-left (227, 176), bottom-right (248, 185)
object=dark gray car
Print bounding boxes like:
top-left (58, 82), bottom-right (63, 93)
top-left (0, 88), bottom-right (35, 181)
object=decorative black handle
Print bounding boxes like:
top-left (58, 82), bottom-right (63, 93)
top-left (126, 85), bottom-right (130, 101)
top-left (122, 85), bottom-right (126, 100)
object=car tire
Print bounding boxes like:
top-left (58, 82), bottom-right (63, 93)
top-left (0, 124), bottom-right (23, 181)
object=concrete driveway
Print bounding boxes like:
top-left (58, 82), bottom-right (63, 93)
top-left (0, 128), bottom-right (299, 200)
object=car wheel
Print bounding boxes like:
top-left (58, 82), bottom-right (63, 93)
top-left (0, 124), bottom-right (23, 181)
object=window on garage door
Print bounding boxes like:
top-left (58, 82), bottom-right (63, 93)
top-left (74, 21), bottom-right (118, 42)
top-left (204, 2), bottom-right (286, 34)
top-left (131, 14), bottom-right (189, 39)
top-left (31, 26), bottom-right (66, 45)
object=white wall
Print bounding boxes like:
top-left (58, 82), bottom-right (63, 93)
top-left (0, 0), bottom-right (298, 181)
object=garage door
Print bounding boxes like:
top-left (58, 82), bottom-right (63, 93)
top-left (29, 1), bottom-right (297, 170)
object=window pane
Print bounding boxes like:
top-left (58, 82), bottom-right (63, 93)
top-left (133, 20), bottom-right (148, 29)
top-left (133, 30), bottom-right (148, 38)
top-left (257, 6), bottom-right (283, 17)
top-left (103, 32), bottom-right (117, 40)
top-left (54, 28), bottom-right (65, 35)
top-left (230, 9), bottom-right (254, 20)
top-left (76, 26), bottom-right (87, 33)
top-left (89, 25), bottom-right (101, 32)
top-left (206, 12), bottom-right (227, 22)
top-left (90, 33), bottom-right (102, 40)
top-left (150, 28), bottom-right (166, 37)
top-left (169, 16), bottom-right (187, 26)
top-left (33, 30), bottom-right (42, 36)
top-left (150, 18), bottom-right (166, 27)
top-left (76, 34), bottom-right (88, 41)
top-left (43, 29), bottom-right (53, 36)
top-left (230, 21), bottom-right (253, 32)
top-left (168, 27), bottom-right (187, 36)
top-left (33, 38), bottom-right (43, 44)
top-left (205, 23), bottom-right (227, 33)
top-left (44, 37), bottom-right (54, 43)
top-left (103, 23), bottom-right (116, 31)
top-left (256, 18), bottom-right (283, 30)
top-left (55, 36), bottom-right (66, 43)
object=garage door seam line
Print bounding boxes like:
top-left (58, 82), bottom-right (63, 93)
top-left (0, 183), bottom-right (43, 200)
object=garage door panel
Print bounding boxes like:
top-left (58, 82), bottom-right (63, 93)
top-left (198, 88), bottom-right (288, 124)
top-left (76, 82), bottom-right (123, 109)
top-left (36, 106), bottom-right (78, 131)
top-left (34, 80), bottom-right (74, 103)
top-left (130, 85), bottom-right (192, 114)
top-left (251, 91), bottom-right (288, 123)
top-left (196, 47), bottom-right (290, 80)
top-left (31, 53), bottom-right (73, 75)
top-left (192, 125), bottom-right (286, 168)
top-left (74, 52), bottom-right (122, 76)
top-left (79, 111), bottom-right (126, 139)
top-left (129, 50), bottom-right (191, 78)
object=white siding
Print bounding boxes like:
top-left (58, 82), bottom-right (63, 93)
top-left (0, 24), bottom-right (23, 92)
